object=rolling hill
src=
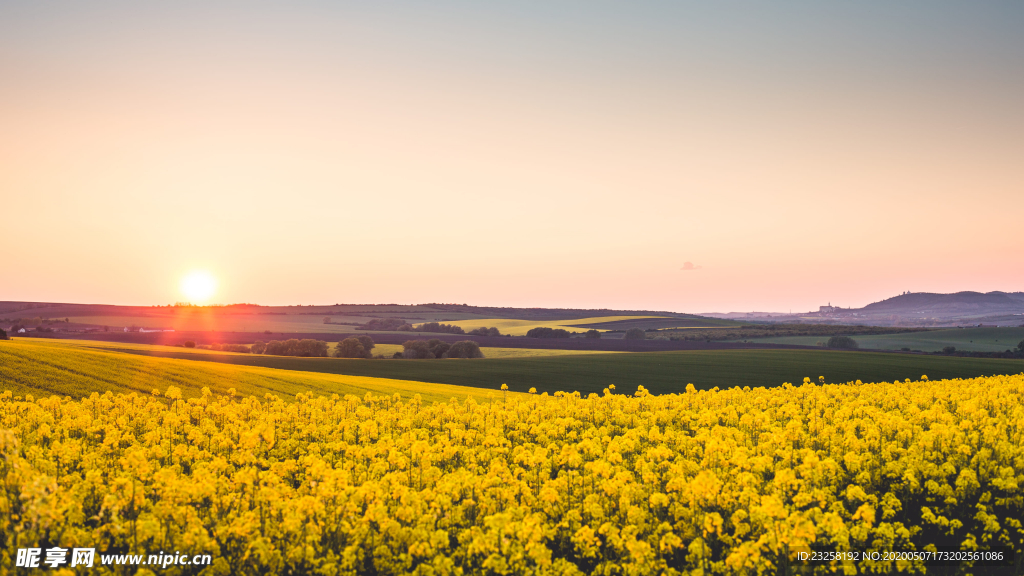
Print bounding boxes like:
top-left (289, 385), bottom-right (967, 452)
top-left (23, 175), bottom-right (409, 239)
top-left (861, 291), bottom-right (1024, 316)
top-left (10, 338), bottom-right (1021, 399)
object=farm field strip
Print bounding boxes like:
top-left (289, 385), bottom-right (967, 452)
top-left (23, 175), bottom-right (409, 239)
top-left (0, 339), bottom-right (502, 404)
top-left (421, 315), bottom-right (669, 336)
top-left (571, 318), bottom-right (737, 330)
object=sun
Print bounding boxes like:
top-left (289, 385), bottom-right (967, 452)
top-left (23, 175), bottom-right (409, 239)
top-left (180, 271), bottom-right (217, 304)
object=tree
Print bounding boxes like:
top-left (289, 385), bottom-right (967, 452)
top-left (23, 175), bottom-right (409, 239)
top-left (251, 341), bottom-right (267, 354)
top-left (585, 329), bottom-right (601, 339)
top-left (183, 341), bottom-right (196, 348)
top-left (624, 328), bottom-right (646, 340)
top-left (336, 337), bottom-right (371, 359)
top-left (0, 328), bottom-right (7, 340)
top-left (413, 322), bottom-right (465, 335)
top-left (942, 346), bottom-right (956, 355)
top-left (264, 340), bottom-right (288, 355)
top-left (296, 339), bottom-right (329, 357)
top-left (427, 339), bottom-right (451, 358)
top-left (826, 336), bottom-right (859, 349)
top-left (265, 339), bottom-right (328, 357)
top-left (220, 344), bottom-right (251, 353)
top-left (402, 340), bottom-right (433, 359)
top-left (356, 335), bottom-right (375, 354)
top-left (468, 327), bottom-right (502, 337)
top-left (359, 318), bottom-right (406, 331)
top-left (448, 340), bottom-right (484, 358)
top-left (1017, 339), bottom-right (1024, 352)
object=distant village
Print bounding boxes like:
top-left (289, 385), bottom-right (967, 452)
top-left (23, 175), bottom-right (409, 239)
top-left (817, 303), bottom-right (859, 319)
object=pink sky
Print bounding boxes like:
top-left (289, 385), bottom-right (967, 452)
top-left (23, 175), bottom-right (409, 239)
top-left (2, 2), bottom-right (1022, 313)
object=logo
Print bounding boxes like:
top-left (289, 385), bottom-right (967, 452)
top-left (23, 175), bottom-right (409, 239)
top-left (16, 547), bottom-right (95, 568)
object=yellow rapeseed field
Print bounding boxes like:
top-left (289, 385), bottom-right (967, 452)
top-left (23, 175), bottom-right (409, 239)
top-left (0, 338), bottom-right (499, 404)
top-left (2, 374), bottom-right (1023, 574)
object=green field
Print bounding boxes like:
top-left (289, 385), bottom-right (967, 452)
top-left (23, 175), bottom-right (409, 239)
top-left (18, 338), bottom-right (1022, 398)
top-left (0, 339), bottom-right (502, 404)
top-left (737, 326), bottom-right (1024, 352)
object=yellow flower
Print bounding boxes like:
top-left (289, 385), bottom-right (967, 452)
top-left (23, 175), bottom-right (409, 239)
top-left (6, 367), bottom-right (1022, 575)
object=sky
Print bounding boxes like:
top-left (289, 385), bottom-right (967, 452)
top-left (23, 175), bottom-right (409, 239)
top-left (2, 1), bottom-right (1022, 313)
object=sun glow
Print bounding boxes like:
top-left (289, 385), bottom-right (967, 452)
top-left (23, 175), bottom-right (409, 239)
top-left (180, 271), bottom-right (217, 304)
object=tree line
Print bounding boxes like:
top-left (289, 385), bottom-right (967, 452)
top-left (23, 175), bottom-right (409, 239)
top-left (354, 319), bottom-right (505, 337)
top-left (326, 336), bottom-right (486, 359)
top-left (182, 339), bottom-right (331, 357)
top-left (526, 327), bottom-right (571, 338)
top-left (411, 322), bottom-right (465, 335)
top-left (357, 318), bottom-right (409, 331)
top-left (526, 327), bottom-right (612, 339)
top-left (179, 335), bottom-right (486, 360)
top-left (399, 339), bottom-right (484, 359)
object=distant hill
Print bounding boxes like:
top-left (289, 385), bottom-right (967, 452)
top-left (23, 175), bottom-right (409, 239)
top-left (701, 291), bottom-right (1024, 327)
top-left (0, 301), bottom-right (730, 335)
top-left (860, 291), bottom-right (1024, 317)
top-left (0, 301), bottom-right (707, 321)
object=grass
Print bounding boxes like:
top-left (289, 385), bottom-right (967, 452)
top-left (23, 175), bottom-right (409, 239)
top-left (32, 338), bottom-right (1023, 398)
top-left (738, 327), bottom-right (1024, 353)
top-left (422, 316), bottom-right (668, 336)
top-left (0, 339), bottom-right (503, 404)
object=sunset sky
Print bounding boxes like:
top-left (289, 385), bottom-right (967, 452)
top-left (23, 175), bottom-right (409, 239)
top-left (2, 1), bottom-right (1022, 313)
